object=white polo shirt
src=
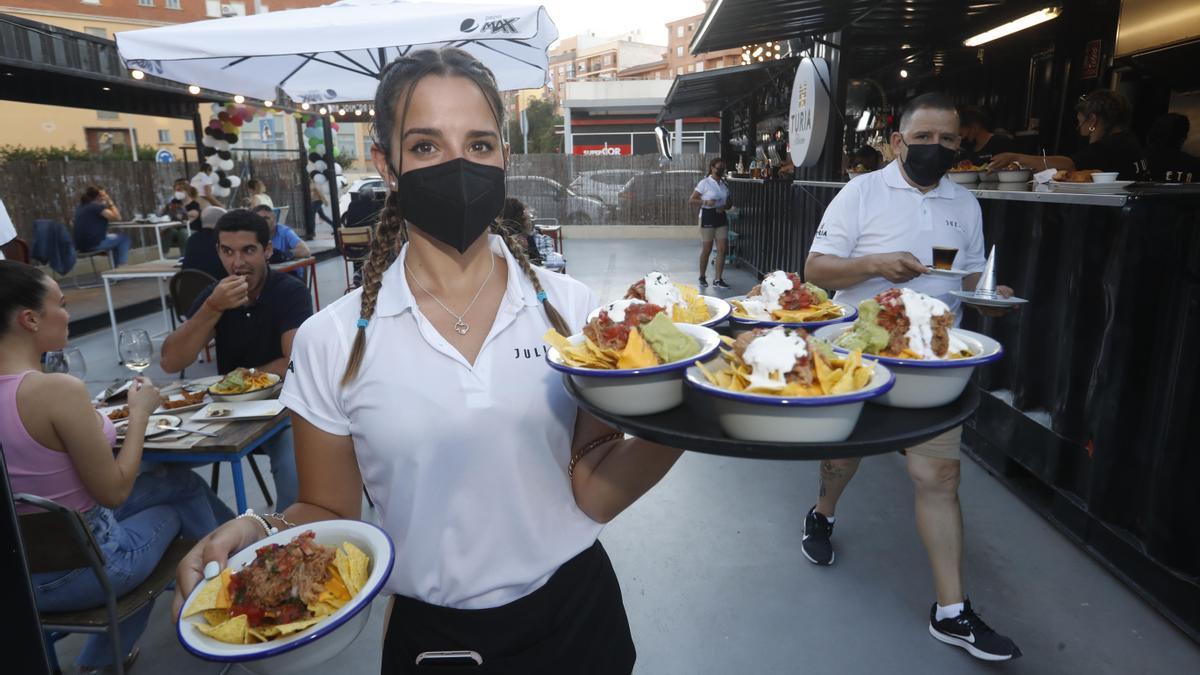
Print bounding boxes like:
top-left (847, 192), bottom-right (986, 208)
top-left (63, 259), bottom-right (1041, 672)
top-left (0, 198), bottom-right (15, 259)
top-left (809, 160), bottom-right (986, 319)
top-left (190, 171), bottom-right (215, 194)
top-left (694, 175), bottom-right (730, 207)
top-left (281, 235), bottom-right (603, 610)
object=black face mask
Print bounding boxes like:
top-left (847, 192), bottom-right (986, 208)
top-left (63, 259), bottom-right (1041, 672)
top-left (395, 158), bottom-right (506, 254)
top-left (900, 140), bottom-right (958, 187)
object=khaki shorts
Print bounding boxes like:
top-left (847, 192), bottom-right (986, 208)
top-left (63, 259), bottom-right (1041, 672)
top-left (700, 225), bottom-right (728, 243)
top-left (906, 427), bottom-right (962, 460)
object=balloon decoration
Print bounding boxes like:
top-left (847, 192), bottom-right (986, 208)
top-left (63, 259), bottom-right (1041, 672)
top-left (299, 112), bottom-right (344, 227)
top-left (199, 100), bottom-right (261, 199)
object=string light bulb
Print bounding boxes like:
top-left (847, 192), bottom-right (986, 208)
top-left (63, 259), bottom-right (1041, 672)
top-left (264, 100), bottom-right (274, 107)
top-left (130, 69), bottom-right (145, 80)
top-left (233, 95), bottom-right (245, 104)
top-left (319, 107), bottom-right (329, 115)
top-left (301, 102), bottom-right (311, 110)
top-left (188, 85), bottom-right (201, 95)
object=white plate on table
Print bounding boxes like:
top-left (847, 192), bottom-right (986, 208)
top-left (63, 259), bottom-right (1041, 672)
top-left (114, 414), bottom-right (183, 438)
top-left (155, 393), bottom-right (210, 415)
top-left (194, 400), bottom-right (286, 422)
top-left (949, 290), bottom-right (1028, 308)
top-left (925, 268), bottom-right (972, 279)
top-left (1047, 180), bottom-right (1133, 192)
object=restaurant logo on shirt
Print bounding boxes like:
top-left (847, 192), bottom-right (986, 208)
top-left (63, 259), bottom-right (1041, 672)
top-left (943, 219), bottom-right (962, 232)
top-left (288, 360), bottom-right (295, 374)
top-left (514, 346), bottom-right (547, 360)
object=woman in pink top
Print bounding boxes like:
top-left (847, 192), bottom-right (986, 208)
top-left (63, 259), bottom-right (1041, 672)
top-left (0, 261), bottom-right (226, 674)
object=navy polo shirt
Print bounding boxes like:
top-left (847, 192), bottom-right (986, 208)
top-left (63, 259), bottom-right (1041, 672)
top-left (189, 271), bottom-right (312, 374)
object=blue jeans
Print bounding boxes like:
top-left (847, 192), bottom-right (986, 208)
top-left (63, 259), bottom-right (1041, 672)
top-left (32, 466), bottom-right (225, 668)
top-left (90, 233), bottom-right (132, 267)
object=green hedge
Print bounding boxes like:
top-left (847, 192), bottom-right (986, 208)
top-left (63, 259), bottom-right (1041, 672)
top-left (0, 144), bottom-right (160, 161)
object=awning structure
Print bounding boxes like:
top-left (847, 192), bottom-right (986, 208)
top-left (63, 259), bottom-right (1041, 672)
top-left (657, 60), bottom-right (795, 123)
top-left (689, 0), bottom-right (1054, 77)
top-left (0, 13), bottom-right (235, 118)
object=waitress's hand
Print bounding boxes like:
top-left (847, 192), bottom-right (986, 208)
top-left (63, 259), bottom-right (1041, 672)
top-left (870, 252), bottom-right (928, 283)
top-left (970, 284), bottom-right (1017, 317)
top-left (172, 517), bottom-right (265, 621)
top-left (126, 377), bottom-right (163, 418)
top-left (987, 153), bottom-right (1027, 171)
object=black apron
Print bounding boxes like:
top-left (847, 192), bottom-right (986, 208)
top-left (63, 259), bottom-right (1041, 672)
top-left (381, 541), bottom-right (635, 674)
top-left (700, 207), bottom-right (728, 228)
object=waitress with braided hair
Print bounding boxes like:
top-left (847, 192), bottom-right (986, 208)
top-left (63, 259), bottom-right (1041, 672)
top-left (172, 48), bottom-right (683, 673)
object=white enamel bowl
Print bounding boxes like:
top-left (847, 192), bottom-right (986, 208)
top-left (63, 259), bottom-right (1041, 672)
top-left (208, 373), bottom-right (282, 402)
top-left (948, 171), bottom-right (980, 184)
top-left (813, 324), bottom-right (1003, 408)
top-left (547, 323), bottom-right (721, 416)
top-left (587, 296), bottom-right (731, 329)
top-left (726, 296), bottom-right (857, 334)
top-left (177, 520), bottom-right (394, 675)
top-left (995, 168), bottom-right (1031, 183)
top-left (684, 362), bottom-right (895, 443)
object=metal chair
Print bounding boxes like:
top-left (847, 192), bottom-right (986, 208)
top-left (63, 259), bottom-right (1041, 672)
top-left (168, 269), bottom-right (218, 365)
top-left (337, 225), bottom-right (374, 292)
top-left (72, 249), bottom-right (115, 289)
top-left (14, 493), bottom-right (194, 675)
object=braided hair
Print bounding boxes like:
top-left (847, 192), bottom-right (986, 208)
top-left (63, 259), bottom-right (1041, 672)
top-left (341, 48), bottom-right (569, 385)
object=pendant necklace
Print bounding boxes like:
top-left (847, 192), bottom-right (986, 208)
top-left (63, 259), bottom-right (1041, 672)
top-left (405, 253), bottom-right (496, 335)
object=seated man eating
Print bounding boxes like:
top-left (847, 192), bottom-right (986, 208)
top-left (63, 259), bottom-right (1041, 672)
top-left (252, 205), bottom-right (311, 263)
top-left (161, 209), bottom-right (311, 509)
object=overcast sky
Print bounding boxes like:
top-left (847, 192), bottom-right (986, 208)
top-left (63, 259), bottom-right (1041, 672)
top-left (434, 0), bottom-right (709, 46)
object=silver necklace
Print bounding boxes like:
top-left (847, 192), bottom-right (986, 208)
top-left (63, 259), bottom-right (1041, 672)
top-left (405, 253), bottom-right (496, 335)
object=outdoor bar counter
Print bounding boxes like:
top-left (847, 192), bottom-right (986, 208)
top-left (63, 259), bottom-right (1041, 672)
top-left (728, 176), bottom-right (1200, 640)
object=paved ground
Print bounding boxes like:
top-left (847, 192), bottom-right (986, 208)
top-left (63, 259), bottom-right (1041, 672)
top-left (48, 239), bottom-right (1199, 674)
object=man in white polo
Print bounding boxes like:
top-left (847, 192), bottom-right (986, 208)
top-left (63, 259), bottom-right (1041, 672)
top-left (801, 92), bottom-right (1021, 661)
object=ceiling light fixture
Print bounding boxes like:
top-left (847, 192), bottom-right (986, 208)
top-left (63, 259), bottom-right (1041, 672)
top-left (900, 69), bottom-right (909, 78)
top-left (101, 86), bottom-right (111, 91)
top-left (963, 6), bottom-right (1061, 47)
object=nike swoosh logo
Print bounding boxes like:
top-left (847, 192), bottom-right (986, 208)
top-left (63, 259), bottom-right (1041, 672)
top-left (958, 631), bottom-right (976, 644)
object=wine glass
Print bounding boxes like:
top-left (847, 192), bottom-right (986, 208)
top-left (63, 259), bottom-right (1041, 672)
top-left (118, 329), bottom-right (153, 375)
top-left (43, 347), bottom-right (86, 380)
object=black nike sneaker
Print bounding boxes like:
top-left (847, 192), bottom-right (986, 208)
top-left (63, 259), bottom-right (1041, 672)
top-left (801, 506), bottom-right (835, 565)
top-left (698, 276), bottom-right (709, 288)
top-left (713, 279), bottom-right (732, 289)
top-left (929, 599), bottom-right (1022, 661)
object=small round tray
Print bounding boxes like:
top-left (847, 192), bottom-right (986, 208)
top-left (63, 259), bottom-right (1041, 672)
top-left (565, 377), bottom-right (979, 460)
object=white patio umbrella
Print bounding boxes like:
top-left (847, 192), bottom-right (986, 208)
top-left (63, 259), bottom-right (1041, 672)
top-left (115, 0), bottom-right (559, 103)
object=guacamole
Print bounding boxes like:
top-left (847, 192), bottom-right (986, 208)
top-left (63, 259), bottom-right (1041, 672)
top-left (641, 313), bottom-right (700, 363)
top-left (835, 299), bottom-right (890, 354)
top-left (804, 282), bottom-right (830, 305)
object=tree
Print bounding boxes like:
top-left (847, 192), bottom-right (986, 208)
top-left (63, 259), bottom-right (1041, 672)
top-left (506, 98), bottom-right (562, 154)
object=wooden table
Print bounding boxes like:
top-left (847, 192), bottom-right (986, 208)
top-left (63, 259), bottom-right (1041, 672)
top-left (141, 412), bottom-right (291, 514)
top-left (109, 220), bottom-right (185, 256)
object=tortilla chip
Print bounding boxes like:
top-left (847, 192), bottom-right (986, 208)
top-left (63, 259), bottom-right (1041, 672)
top-left (182, 569), bottom-right (231, 619)
top-left (321, 565), bottom-right (352, 601)
top-left (308, 600), bottom-right (341, 617)
top-left (196, 614), bottom-right (248, 645)
top-left (617, 327), bottom-right (659, 369)
top-left (202, 609), bottom-right (231, 626)
top-left (274, 616), bottom-right (325, 636)
top-left (343, 542), bottom-right (370, 595)
top-left (543, 329), bottom-right (573, 355)
top-left (812, 355), bottom-right (842, 395)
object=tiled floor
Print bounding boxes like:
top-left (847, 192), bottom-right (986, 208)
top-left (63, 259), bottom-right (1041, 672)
top-left (47, 239), bottom-right (1199, 674)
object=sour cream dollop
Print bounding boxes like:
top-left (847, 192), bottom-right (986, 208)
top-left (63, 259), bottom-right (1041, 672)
top-left (756, 270), bottom-right (795, 312)
top-left (898, 288), bottom-right (951, 359)
top-left (643, 272), bottom-right (683, 310)
top-left (738, 298), bottom-right (775, 320)
top-left (599, 298), bottom-right (646, 323)
top-left (742, 328), bottom-right (808, 391)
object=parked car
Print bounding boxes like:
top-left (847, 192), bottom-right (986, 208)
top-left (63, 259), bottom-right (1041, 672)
top-left (568, 169), bottom-right (640, 207)
top-left (346, 175), bottom-right (385, 195)
top-left (506, 175), bottom-right (607, 225)
top-left (615, 170), bottom-right (706, 224)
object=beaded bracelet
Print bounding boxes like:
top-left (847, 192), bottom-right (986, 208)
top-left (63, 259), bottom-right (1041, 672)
top-left (568, 432), bottom-right (625, 479)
